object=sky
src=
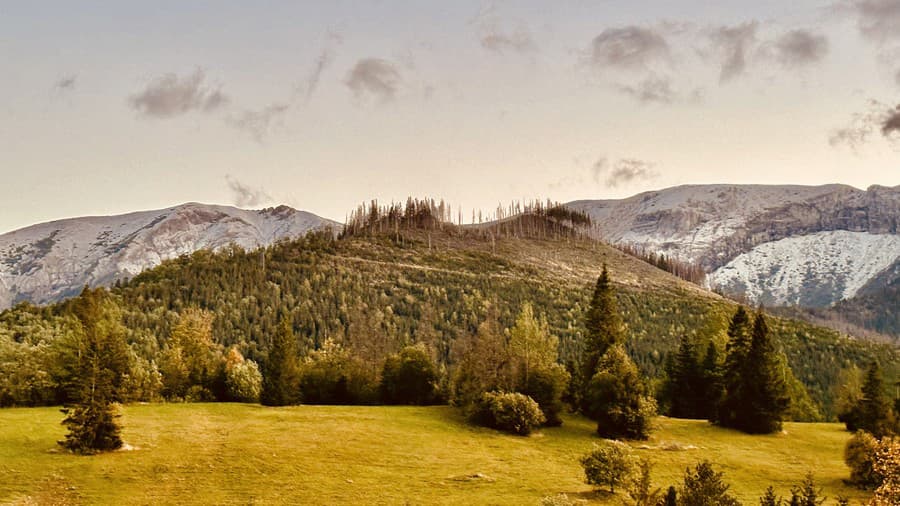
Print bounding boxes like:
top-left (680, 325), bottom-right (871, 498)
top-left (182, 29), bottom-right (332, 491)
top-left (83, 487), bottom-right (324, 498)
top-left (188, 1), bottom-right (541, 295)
top-left (1, 0), bottom-right (899, 233)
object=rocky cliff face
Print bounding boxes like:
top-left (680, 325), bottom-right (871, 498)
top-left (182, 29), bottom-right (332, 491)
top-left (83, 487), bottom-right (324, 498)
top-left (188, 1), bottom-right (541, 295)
top-left (0, 203), bottom-right (336, 309)
top-left (567, 184), bottom-right (900, 307)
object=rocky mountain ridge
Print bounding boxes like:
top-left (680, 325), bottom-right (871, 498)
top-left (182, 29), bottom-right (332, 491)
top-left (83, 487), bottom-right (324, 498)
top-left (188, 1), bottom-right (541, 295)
top-left (567, 184), bottom-right (900, 307)
top-left (0, 203), bottom-right (336, 309)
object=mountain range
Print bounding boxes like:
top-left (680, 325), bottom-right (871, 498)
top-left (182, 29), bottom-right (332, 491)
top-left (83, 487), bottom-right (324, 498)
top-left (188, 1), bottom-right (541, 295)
top-left (1, 184), bottom-right (898, 338)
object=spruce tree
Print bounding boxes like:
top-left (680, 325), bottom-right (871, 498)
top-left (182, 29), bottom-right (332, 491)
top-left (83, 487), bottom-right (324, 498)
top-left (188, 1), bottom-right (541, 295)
top-left (587, 345), bottom-right (656, 440)
top-left (669, 335), bottom-right (704, 419)
top-left (716, 306), bottom-right (752, 428)
top-left (700, 341), bottom-right (721, 420)
top-left (857, 360), bottom-right (894, 438)
top-left (261, 319), bottom-right (300, 406)
top-left (58, 288), bottom-right (130, 454)
top-left (579, 265), bottom-right (625, 414)
top-left (741, 312), bottom-right (791, 434)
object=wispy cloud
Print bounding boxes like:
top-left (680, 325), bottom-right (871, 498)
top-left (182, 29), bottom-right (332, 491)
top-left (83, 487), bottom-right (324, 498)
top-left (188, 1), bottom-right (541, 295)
top-left (589, 26), bottom-right (671, 70)
top-left (829, 99), bottom-right (900, 149)
top-left (480, 24), bottom-right (537, 54)
top-left (226, 175), bottom-right (272, 208)
top-left (615, 76), bottom-right (677, 104)
top-left (847, 0), bottom-right (900, 44)
top-left (705, 21), bottom-right (759, 83)
top-left (227, 103), bottom-right (290, 143)
top-left (53, 75), bottom-right (77, 93)
top-left (303, 31), bottom-right (342, 101)
top-left (772, 30), bottom-right (829, 67)
top-left (590, 157), bottom-right (659, 187)
top-left (345, 58), bottom-right (401, 103)
top-left (129, 68), bottom-right (228, 118)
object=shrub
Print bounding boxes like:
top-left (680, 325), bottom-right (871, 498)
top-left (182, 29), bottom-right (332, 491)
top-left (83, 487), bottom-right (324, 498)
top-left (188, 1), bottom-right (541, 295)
top-left (380, 345), bottom-right (440, 405)
top-left (580, 441), bottom-right (636, 493)
top-left (788, 472), bottom-right (824, 506)
top-left (518, 364), bottom-right (569, 427)
top-left (471, 391), bottom-right (545, 436)
top-left (627, 457), bottom-right (662, 506)
top-left (225, 353), bottom-right (263, 403)
top-left (298, 340), bottom-right (378, 405)
top-left (844, 430), bottom-right (880, 488)
top-left (679, 461), bottom-right (741, 506)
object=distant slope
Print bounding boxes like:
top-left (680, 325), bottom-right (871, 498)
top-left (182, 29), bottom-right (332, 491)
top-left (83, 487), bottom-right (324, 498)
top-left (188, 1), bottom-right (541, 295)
top-left (0, 203), bottom-right (336, 309)
top-left (567, 184), bottom-right (900, 307)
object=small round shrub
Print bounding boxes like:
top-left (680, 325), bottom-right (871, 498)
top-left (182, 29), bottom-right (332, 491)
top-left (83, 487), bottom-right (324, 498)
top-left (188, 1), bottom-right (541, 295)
top-left (845, 430), bottom-right (881, 488)
top-left (579, 441), bottom-right (636, 493)
top-left (472, 391), bottom-right (545, 435)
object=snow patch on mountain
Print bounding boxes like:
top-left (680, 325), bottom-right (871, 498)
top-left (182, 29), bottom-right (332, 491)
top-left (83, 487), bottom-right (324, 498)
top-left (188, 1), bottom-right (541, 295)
top-left (709, 231), bottom-right (900, 307)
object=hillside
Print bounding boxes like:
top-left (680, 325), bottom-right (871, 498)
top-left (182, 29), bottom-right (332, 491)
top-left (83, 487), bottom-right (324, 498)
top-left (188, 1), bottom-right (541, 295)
top-left (567, 184), bottom-right (900, 308)
top-left (0, 404), bottom-right (873, 505)
top-left (0, 203), bottom-right (336, 309)
top-left (2, 212), bottom-right (887, 419)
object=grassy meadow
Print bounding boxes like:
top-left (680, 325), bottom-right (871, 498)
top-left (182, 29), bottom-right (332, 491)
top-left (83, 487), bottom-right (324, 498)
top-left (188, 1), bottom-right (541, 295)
top-left (0, 404), bottom-right (870, 505)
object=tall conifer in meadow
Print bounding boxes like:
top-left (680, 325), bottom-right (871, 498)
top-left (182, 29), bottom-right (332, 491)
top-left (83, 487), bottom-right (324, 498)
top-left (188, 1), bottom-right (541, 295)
top-left (741, 312), bottom-right (791, 433)
top-left (579, 265), bottom-right (625, 413)
top-left (58, 287), bottom-right (130, 454)
top-left (261, 318), bottom-right (300, 406)
top-left (715, 306), bottom-right (752, 428)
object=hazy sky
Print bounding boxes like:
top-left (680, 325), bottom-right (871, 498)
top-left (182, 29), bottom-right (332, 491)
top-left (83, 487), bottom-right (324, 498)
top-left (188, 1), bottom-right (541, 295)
top-left (1, 1), bottom-right (899, 233)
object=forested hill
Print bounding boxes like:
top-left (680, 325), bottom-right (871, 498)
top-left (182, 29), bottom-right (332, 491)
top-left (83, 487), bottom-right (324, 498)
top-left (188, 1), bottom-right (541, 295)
top-left (2, 209), bottom-right (898, 419)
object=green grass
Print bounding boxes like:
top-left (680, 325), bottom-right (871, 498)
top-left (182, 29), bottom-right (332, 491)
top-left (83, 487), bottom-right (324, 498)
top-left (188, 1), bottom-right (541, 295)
top-left (0, 404), bottom-right (871, 505)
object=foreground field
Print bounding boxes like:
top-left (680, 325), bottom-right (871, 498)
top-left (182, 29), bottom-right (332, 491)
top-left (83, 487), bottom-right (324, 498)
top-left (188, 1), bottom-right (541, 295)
top-left (0, 404), bottom-right (870, 505)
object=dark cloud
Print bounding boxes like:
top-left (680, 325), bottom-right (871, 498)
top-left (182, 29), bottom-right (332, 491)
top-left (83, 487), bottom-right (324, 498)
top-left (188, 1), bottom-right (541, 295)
top-left (227, 103), bottom-right (290, 143)
top-left (829, 100), bottom-right (900, 149)
top-left (707, 22), bottom-right (758, 83)
top-left (592, 157), bottom-right (659, 187)
top-left (129, 68), bottom-right (228, 118)
top-left (615, 76), bottom-right (677, 104)
top-left (773, 30), bottom-right (829, 66)
top-left (344, 58), bottom-right (401, 103)
top-left (589, 26), bottom-right (670, 70)
top-left (883, 105), bottom-right (900, 136)
top-left (849, 0), bottom-right (900, 44)
top-left (53, 75), bottom-right (77, 93)
top-left (226, 175), bottom-right (272, 208)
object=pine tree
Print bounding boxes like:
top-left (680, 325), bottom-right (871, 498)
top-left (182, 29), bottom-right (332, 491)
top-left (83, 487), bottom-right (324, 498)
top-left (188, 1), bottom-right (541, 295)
top-left (679, 461), bottom-right (741, 506)
top-left (58, 288), bottom-right (130, 454)
top-left (700, 341), bottom-right (721, 420)
top-left (857, 360), bottom-right (895, 438)
top-left (579, 265), bottom-right (625, 414)
top-left (669, 335), bottom-right (704, 419)
top-left (716, 306), bottom-right (752, 428)
top-left (261, 319), bottom-right (300, 406)
top-left (740, 312), bottom-right (791, 434)
top-left (760, 486), bottom-right (782, 506)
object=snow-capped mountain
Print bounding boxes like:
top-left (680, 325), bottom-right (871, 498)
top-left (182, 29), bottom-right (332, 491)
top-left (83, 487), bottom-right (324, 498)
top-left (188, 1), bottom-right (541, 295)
top-left (0, 203), bottom-right (337, 309)
top-left (567, 184), bottom-right (900, 307)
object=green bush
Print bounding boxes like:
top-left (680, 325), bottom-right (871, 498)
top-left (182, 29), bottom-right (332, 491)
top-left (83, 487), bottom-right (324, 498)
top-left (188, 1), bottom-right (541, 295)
top-left (380, 345), bottom-right (440, 405)
top-left (579, 441), bottom-right (636, 493)
top-left (679, 461), bottom-right (740, 506)
top-left (844, 430), bottom-right (881, 488)
top-left (518, 364), bottom-right (569, 427)
top-left (298, 341), bottom-right (378, 405)
top-left (225, 351), bottom-right (263, 403)
top-left (471, 391), bottom-right (545, 436)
